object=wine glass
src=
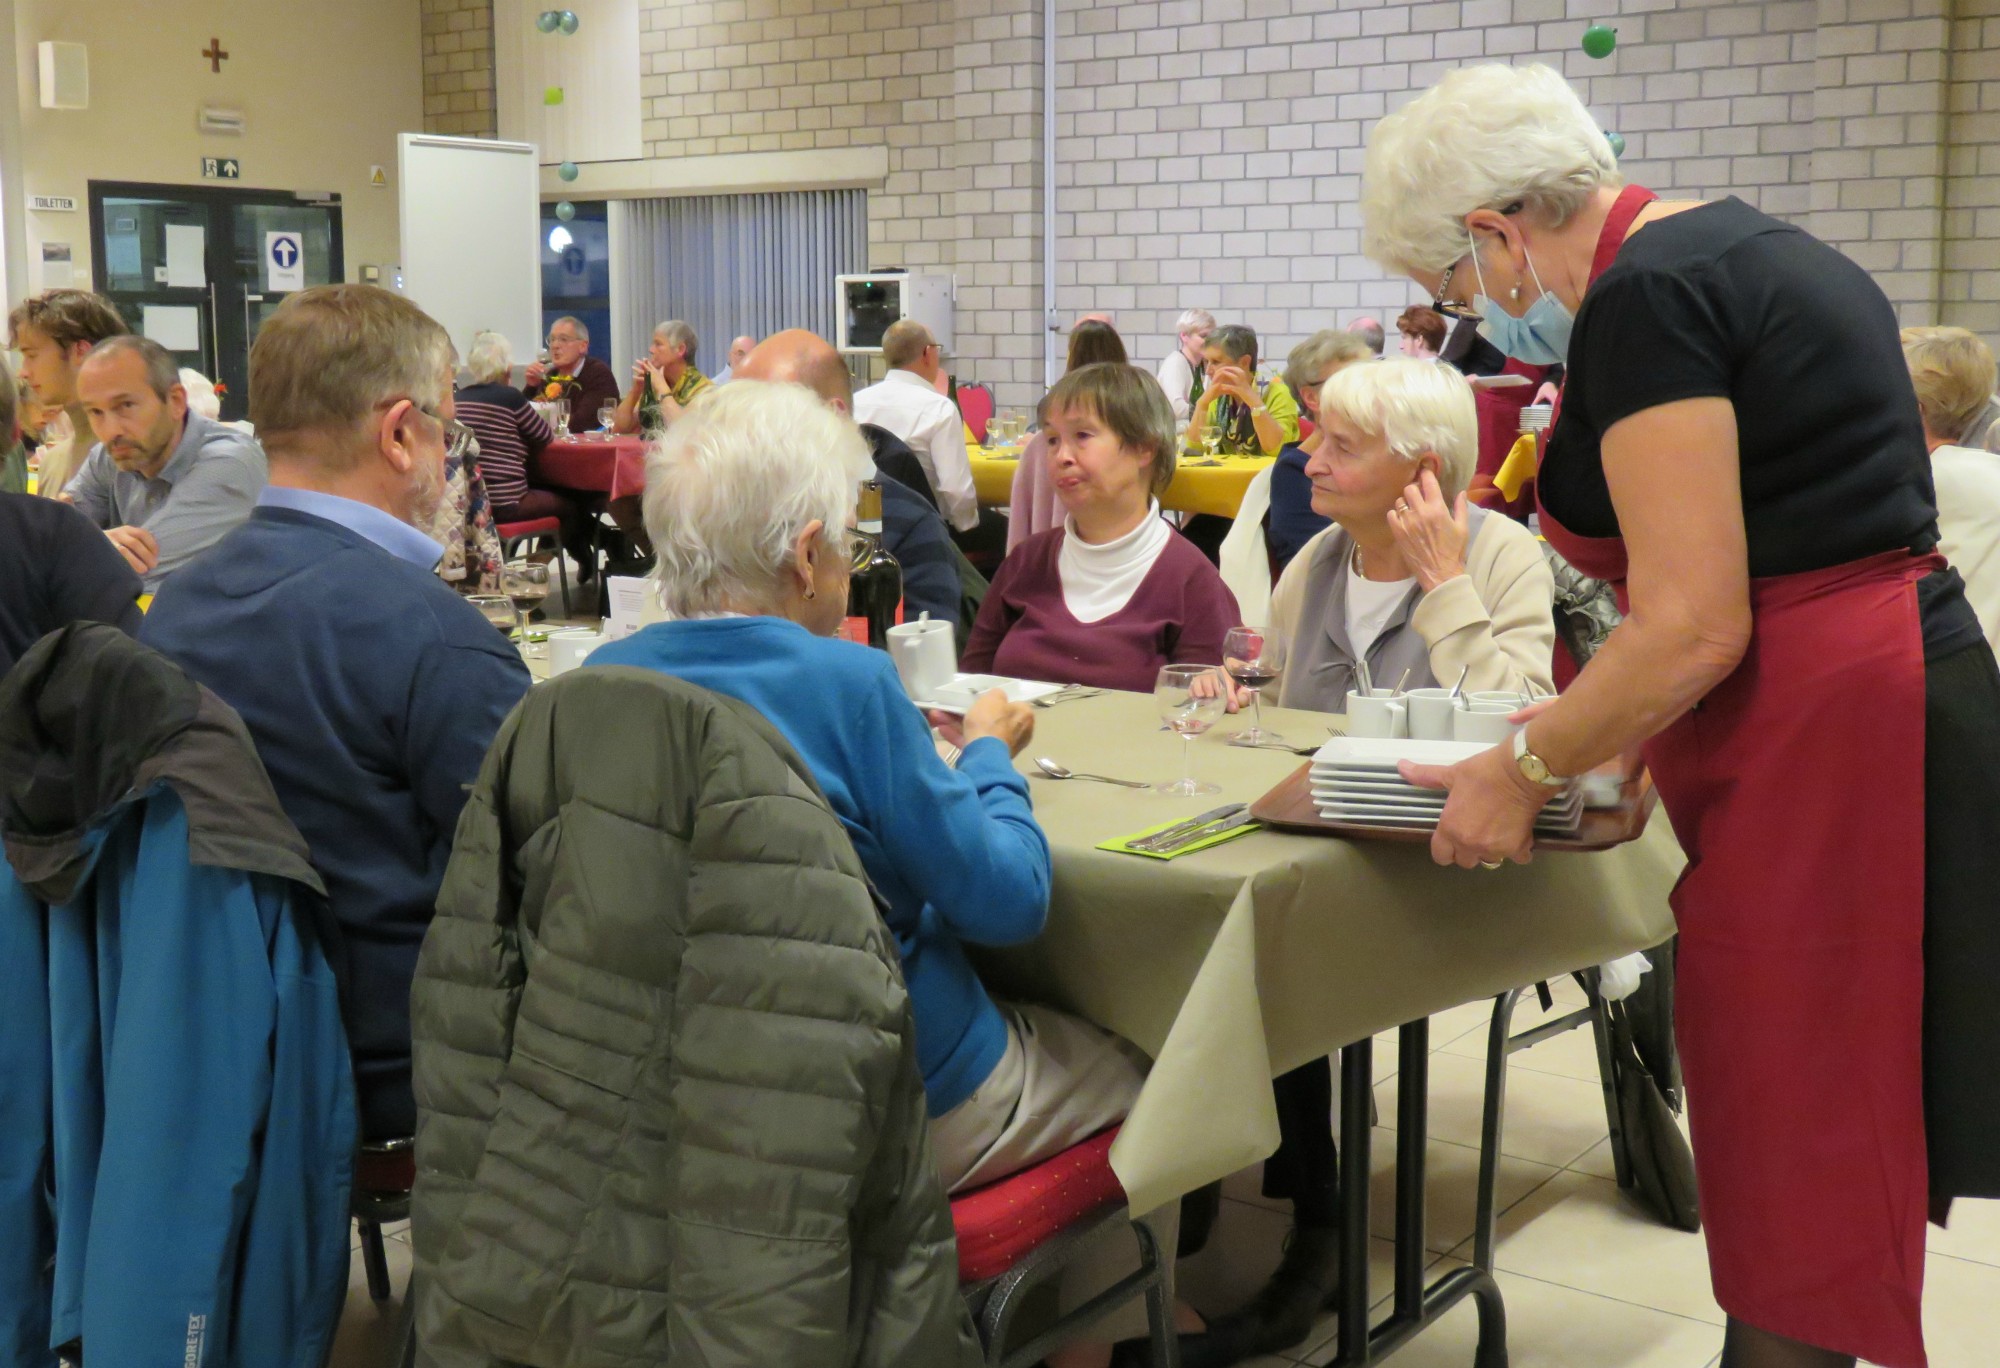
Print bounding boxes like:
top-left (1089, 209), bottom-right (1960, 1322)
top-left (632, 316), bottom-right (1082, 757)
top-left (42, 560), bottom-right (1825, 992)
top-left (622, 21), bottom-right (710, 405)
top-left (1155, 663), bottom-right (1226, 797)
top-left (598, 401), bottom-right (617, 438)
top-left (504, 559), bottom-right (551, 656)
top-left (551, 399), bottom-right (571, 440)
top-left (1222, 626), bottom-right (1284, 747)
top-left (469, 594), bottom-right (516, 640)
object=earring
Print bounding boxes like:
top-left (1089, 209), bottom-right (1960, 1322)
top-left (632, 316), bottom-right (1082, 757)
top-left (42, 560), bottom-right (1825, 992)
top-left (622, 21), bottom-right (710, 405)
top-left (1509, 284), bottom-right (1521, 301)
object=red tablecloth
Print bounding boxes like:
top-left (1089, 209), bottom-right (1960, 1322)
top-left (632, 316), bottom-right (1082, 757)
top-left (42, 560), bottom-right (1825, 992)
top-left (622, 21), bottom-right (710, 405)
top-left (532, 437), bottom-right (647, 500)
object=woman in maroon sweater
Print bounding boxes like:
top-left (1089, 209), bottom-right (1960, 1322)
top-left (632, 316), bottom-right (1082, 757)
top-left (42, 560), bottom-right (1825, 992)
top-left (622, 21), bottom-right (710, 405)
top-left (963, 363), bottom-right (1240, 691)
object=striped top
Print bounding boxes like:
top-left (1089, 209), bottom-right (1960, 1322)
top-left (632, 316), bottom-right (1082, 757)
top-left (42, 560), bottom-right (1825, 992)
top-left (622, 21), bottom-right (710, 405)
top-left (454, 382), bottom-right (553, 511)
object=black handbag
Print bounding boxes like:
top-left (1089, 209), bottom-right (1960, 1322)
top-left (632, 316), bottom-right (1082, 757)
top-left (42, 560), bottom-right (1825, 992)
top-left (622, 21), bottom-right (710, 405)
top-left (1608, 973), bottom-right (1701, 1233)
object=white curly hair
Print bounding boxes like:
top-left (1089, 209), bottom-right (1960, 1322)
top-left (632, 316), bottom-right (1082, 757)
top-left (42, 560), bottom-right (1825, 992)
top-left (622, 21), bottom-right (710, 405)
top-left (1362, 64), bottom-right (1623, 278)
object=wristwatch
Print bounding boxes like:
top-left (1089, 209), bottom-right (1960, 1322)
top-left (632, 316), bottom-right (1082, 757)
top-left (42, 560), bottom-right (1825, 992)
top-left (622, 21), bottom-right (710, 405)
top-left (1513, 726), bottom-right (1565, 787)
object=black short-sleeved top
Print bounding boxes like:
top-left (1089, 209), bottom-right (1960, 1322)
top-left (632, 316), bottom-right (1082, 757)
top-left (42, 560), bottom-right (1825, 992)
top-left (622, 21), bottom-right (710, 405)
top-left (0, 492), bottom-right (144, 672)
top-left (1543, 196), bottom-right (1979, 654)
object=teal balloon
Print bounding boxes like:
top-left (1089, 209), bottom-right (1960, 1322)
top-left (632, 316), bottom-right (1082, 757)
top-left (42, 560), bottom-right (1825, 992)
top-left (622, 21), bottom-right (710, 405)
top-left (555, 201), bottom-right (577, 222)
top-left (558, 160), bottom-right (579, 182)
top-left (535, 10), bottom-right (560, 33)
top-left (558, 10), bottom-right (579, 33)
top-left (1581, 23), bottom-right (1617, 59)
top-left (1605, 130), bottom-right (1626, 158)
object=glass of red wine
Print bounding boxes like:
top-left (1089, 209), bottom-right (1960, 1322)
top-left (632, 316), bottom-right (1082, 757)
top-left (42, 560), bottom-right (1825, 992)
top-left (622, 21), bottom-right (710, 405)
top-left (1222, 625), bottom-right (1283, 747)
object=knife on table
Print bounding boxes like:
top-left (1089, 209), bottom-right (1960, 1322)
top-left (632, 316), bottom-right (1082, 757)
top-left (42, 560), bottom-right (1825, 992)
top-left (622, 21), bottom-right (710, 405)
top-left (1126, 803), bottom-right (1243, 852)
top-left (1148, 809), bottom-right (1259, 855)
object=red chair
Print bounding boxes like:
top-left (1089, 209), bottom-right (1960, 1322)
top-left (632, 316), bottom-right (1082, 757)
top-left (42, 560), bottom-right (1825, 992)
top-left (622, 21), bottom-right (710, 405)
top-left (496, 516), bottom-right (574, 609)
top-left (958, 382), bottom-right (995, 446)
top-left (951, 1127), bottom-right (1179, 1367)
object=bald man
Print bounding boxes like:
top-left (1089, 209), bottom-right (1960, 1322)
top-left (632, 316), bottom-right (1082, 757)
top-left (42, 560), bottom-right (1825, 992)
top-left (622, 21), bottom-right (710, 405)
top-left (737, 330), bottom-right (968, 637)
top-left (1344, 316), bottom-right (1386, 357)
top-left (714, 334), bottom-right (757, 385)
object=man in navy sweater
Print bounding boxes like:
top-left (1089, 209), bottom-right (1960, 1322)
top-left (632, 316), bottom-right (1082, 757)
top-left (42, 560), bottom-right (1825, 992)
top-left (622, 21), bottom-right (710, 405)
top-left (735, 329), bottom-right (967, 635)
top-left (143, 285), bottom-right (530, 1141)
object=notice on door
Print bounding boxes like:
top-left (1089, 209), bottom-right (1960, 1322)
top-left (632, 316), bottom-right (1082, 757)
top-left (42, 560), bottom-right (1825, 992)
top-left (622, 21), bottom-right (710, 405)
top-left (164, 224), bottom-right (207, 288)
top-left (266, 231), bottom-right (305, 292)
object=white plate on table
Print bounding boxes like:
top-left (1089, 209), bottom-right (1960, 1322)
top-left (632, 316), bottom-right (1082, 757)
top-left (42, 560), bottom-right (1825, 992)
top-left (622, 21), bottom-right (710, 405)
top-left (1312, 736), bottom-right (1493, 768)
top-left (914, 674), bottom-right (1066, 714)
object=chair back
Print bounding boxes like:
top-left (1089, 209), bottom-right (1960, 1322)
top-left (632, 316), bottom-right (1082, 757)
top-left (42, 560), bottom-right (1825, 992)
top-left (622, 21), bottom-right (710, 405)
top-left (957, 383), bottom-right (995, 445)
top-left (1218, 463), bottom-right (1276, 629)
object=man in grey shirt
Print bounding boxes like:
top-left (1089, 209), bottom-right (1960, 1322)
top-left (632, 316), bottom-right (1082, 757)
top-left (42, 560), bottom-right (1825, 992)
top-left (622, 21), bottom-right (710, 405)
top-left (68, 335), bottom-right (265, 591)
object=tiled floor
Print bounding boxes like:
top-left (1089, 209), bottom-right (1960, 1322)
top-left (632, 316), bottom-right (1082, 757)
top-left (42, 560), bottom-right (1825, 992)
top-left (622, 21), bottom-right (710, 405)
top-left (333, 975), bottom-right (2000, 1368)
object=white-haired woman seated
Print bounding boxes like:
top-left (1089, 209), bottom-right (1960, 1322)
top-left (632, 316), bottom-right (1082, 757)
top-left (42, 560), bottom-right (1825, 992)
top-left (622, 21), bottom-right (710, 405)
top-left (1903, 327), bottom-right (2000, 655)
top-left (1193, 358), bottom-right (1555, 1364)
top-left (1263, 357), bottom-right (1554, 710)
top-left (587, 381), bottom-right (1185, 1368)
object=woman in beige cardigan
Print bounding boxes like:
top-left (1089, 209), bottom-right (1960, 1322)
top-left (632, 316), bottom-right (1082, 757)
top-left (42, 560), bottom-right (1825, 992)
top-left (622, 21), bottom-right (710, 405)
top-left (1263, 357), bottom-right (1554, 710)
top-left (1192, 358), bottom-right (1558, 1365)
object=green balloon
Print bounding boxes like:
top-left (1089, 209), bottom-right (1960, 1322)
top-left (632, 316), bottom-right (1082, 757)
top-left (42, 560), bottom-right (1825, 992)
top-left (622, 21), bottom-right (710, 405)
top-left (558, 10), bottom-right (579, 34)
top-left (543, 85), bottom-right (564, 106)
top-left (535, 11), bottom-right (560, 33)
top-left (558, 160), bottom-right (579, 182)
top-left (555, 201), bottom-right (577, 222)
top-left (1581, 23), bottom-right (1617, 59)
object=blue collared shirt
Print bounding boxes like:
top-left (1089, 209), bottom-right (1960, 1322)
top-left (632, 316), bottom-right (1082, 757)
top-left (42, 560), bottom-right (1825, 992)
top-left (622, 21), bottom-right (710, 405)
top-left (256, 486), bottom-right (443, 569)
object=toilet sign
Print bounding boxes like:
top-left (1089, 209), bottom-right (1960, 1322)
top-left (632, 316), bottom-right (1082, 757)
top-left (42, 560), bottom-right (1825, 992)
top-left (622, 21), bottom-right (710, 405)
top-left (266, 231), bottom-right (304, 292)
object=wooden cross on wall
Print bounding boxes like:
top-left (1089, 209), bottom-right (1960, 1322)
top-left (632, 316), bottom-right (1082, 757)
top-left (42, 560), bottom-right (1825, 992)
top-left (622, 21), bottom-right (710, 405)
top-left (202, 38), bottom-right (229, 73)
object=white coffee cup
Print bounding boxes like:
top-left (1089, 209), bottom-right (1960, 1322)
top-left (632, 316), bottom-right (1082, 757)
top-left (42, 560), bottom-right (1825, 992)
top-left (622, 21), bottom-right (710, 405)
top-left (1468, 690), bottom-right (1530, 711)
top-left (1346, 689), bottom-right (1407, 739)
top-left (1454, 703), bottom-right (1521, 744)
top-left (1404, 687), bottom-right (1458, 741)
top-left (547, 627), bottom-right (602, 678)
top-left (887, 616), bottom-right (957, 700)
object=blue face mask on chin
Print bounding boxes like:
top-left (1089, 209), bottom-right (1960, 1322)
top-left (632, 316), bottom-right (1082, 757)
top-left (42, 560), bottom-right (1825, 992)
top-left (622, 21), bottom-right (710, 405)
top-left (1470, 232), bottom-right (1573, 367)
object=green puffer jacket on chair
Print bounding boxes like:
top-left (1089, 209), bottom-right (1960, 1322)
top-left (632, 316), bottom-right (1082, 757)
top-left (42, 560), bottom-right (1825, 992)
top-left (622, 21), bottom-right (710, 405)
top-left (408, 665), bottom-right (981, 1368)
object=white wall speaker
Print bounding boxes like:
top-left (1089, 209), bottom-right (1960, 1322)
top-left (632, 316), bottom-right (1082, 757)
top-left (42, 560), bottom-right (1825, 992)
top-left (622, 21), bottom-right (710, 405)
top-left (38, 42), bottom-right (88, 111)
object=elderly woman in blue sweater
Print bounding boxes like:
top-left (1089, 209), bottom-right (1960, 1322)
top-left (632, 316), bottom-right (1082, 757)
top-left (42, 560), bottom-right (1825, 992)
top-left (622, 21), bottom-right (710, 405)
top-left (589, 381), bottom-right (1184, 1368)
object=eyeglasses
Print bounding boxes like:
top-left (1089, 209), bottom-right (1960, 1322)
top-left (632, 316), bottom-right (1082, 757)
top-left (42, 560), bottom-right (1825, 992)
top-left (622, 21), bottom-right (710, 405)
top-left (1431, 259), bottom-right (1482, 323)
top-left (386, 396), bottom-right (473, 464)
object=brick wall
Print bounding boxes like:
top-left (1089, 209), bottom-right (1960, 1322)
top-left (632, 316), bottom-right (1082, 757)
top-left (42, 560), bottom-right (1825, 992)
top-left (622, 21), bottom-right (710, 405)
top-left (1944, 0), bottom-right (2000, 339)
top-left (463, 0), bottom-right (2000, 408)
top-left (422, 0), bottom-right (498, 137)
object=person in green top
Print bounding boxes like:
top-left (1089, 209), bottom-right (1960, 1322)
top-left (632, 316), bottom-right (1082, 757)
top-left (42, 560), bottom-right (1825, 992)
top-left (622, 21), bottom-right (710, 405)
top-left (0, 362), bottom-right (30, 495)
top-left (1186, 323), bottom-right (1300, 457)
top-left (614, 319), bottom-right (713, 438)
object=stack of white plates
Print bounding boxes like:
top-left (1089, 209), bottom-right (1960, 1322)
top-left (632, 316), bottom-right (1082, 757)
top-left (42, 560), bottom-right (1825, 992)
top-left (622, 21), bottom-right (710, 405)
top-left (1309, 737), bottom-right (1583, 837)
top-left (1518, 403), bottom-right (1554, 434)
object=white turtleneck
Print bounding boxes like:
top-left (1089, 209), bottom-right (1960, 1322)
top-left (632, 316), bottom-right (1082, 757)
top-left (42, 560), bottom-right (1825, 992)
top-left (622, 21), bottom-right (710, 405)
top-left (1057, 500), bottom-right (1173, 623)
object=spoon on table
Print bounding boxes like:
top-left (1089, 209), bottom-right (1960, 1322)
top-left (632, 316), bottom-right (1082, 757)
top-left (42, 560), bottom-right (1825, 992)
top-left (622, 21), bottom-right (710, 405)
top-left (1034, 757), bottom-right (1153, 789)
top-left (1447, 664), bottom-right (1471, 708)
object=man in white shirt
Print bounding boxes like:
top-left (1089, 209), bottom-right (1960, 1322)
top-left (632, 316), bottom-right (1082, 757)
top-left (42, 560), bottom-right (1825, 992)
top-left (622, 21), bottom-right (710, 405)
top-left (712, 335), bottom-right (756, 385)
top-left (1156, 308), bottom-right (1215, 424)
top-left (852, 320), bottom-right (978, 532)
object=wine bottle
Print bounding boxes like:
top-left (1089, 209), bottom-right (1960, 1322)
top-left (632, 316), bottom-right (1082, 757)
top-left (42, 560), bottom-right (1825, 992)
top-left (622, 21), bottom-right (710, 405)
top-left (843, 480), bottom-right (903, 649)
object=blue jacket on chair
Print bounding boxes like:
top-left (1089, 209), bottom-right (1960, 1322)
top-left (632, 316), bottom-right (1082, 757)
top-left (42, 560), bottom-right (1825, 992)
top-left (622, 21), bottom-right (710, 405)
top-left (0, 625), bottom-right (356, 1368)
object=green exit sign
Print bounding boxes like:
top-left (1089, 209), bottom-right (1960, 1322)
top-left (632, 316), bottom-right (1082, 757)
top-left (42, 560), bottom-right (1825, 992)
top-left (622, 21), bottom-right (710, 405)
top-left (201, 157), bottom-right (241, 180)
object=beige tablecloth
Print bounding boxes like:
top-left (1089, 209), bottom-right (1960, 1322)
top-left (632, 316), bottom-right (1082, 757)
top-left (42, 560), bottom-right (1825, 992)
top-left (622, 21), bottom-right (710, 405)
top-left (973, 690), bottom-right (1684, 1217)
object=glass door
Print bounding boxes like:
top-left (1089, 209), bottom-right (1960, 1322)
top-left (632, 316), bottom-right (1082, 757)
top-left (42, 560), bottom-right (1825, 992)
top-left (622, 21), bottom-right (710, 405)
top-left (89, 182), bottom-right (343, 422)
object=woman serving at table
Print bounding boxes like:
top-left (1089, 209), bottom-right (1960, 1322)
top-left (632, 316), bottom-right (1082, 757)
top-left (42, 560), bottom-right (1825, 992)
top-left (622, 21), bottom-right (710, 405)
top-left (1363, 63), bottom-right (2000, 1368)
top-left (962, 362), bottom-right (1241, 692)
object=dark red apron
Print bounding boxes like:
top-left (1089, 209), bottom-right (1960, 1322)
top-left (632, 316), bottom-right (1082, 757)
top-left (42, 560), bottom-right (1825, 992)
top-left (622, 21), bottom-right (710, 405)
top-left (1538, 185), bottom-right (1932, 1367)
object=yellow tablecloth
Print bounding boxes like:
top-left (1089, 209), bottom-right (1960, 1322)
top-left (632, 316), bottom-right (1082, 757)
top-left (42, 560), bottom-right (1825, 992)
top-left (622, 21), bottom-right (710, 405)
top-left (971, 690), bottom-right (1684, 1216)
top-left (967, 440), bottom-right (1275, 520)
